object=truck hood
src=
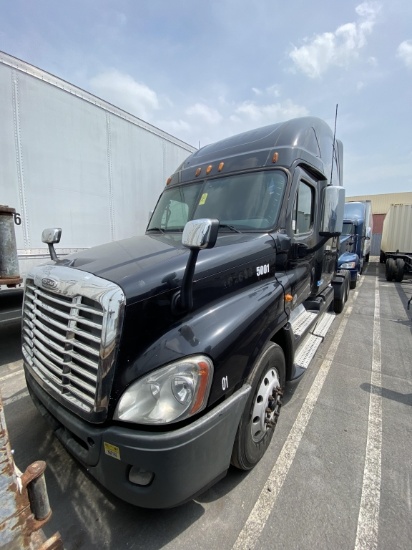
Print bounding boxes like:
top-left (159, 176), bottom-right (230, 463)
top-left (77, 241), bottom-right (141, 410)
top-left (338, 251), bottom-right (358, 266)
top-left (58, 233), bottom-right (276, 304)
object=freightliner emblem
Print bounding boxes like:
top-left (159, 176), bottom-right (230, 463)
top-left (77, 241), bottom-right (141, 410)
top-left (41, 277), bottom-right (58, 290)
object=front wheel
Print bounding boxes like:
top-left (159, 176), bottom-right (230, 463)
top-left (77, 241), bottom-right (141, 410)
top-left (334, 279), bottom-right (348, 313)
top-left (231, 342), bottom-right (285, 471)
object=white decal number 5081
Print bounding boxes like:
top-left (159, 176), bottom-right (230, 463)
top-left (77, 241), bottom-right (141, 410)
top-left (256, 264), bottom-right (269, 277)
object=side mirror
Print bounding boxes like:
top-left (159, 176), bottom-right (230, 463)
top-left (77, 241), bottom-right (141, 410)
top-left (182, 219), bottom-right (219, 250)
top-left (320, 186), bottom-right (345, 237)
top-left (42, 228), bottom-right (62, 244)
top-left (176, 219), bottom-right (219, 312)
top-left (42, 227), bottom-right (62, 262)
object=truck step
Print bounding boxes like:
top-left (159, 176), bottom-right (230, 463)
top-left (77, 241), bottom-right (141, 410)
top-left (290, 309), bottom-right (318, 338)
top-left (294, 311), bottom-right (336, 370)
top-left (294, 334), bottom-right (323, 370)
top-left (312, 311), bottom-right (335, 338)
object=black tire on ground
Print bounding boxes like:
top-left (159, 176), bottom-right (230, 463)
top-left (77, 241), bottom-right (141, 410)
top-left (395, 258), bottom-right (405, 282)
top-left (231, 342), bottom-right (285, 471)
top-left (386, 258), bottom-right (396, 281)
top-left (365, 253), bottom-right (370, 263)
top-left (380, 251), bottom-right (386, 264)
top-left (334, 280), bottom-right (347, 313)
top-left (344, 275), bottom-right (350, 301)
top-left (350, 278), bottom-right (357, 290)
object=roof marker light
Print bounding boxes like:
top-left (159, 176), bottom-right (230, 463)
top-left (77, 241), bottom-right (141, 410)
top-left (206, 165), bottom-right (213, 174)
top-left (218, 162), bottom-right (224, 172)
top-left (195, 167), bottom-right (202, 177)
top-left (166, 177), bottom-right (172, 185)
top-left (272, 152), bottom-right (279, 163)
top-left (285, 293), bottom-right (293, 303)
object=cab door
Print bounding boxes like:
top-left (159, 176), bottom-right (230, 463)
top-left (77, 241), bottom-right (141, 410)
top-left (285, 168), bottom-right (318, 307)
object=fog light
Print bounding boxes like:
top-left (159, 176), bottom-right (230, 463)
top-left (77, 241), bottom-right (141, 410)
top-left (129, 466), bottom-right (154, 486)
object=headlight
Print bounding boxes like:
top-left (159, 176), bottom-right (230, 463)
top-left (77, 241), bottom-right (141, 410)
top-left (114, 355), bottom-right (214, 425)
top-left (340, 262), bottom-right (356, 269)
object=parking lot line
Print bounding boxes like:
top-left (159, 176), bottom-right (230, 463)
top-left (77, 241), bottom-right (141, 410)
top-left (0, 369), bottom-right (24, 383)
top-left (354, 270), bottom-right (382, 550)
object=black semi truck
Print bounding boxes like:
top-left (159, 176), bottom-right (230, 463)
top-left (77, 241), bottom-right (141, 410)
top-left (22, 117), bottom-right (349, 508)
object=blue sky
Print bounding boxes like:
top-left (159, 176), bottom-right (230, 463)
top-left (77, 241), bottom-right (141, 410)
top-left (1, 0), bottom-right (411, 196)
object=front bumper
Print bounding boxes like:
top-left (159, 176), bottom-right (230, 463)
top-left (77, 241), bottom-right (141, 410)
top-left (25, 369), bottom-right (250, 509)
top-left (338, 267), bottom-right (357, 282)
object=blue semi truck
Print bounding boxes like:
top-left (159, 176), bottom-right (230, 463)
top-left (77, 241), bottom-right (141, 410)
top-left (338, 201), bottom-right (373, 289)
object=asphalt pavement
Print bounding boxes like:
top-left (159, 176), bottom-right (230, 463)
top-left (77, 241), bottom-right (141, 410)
top-left (1, 263), bottom-right (411, 550)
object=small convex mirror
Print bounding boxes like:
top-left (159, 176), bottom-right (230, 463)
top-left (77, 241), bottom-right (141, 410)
top-left (42, 228), bottom-right (62, 245)
top-left (182, 219), bottom-right (219, 250)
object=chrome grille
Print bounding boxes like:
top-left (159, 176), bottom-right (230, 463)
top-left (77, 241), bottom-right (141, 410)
top-left (22, 266), bottom-right (125, 420)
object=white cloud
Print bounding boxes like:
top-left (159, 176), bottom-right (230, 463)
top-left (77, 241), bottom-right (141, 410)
top-left (116, 12), bottom-right (127, 26)
top-left (185, 103), bottom-right (223, 125)
top-left (252, 87), bottom-right (262, 96)
top-left (234, 99), bottom-right (309, 123)
top-left (397, 40), bottom-right (412, 69)
top-left (266, 84), bottom-right (281, 98)
top-left (158, 119), bottom-right (192, 136)
top-left (90, 70), bottom-right (159, 119)
top-left (289, 2), bottom-right (381, 78)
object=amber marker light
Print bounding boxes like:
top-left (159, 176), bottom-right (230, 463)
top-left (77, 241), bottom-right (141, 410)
top-left (285, 293), bottom-right (293, 303)
top-left (190, 360), bottom-right (213, 415)
top-left (218, 162), bottom-right (224, 172)
top-left (206, 164), bottom-right (213, 174)
top-left (195, 167), bottom-right (202, 177)
top-left (272, 152), bottom-right (279, 163)
top-left (166, 177), bottom-right (172, 185)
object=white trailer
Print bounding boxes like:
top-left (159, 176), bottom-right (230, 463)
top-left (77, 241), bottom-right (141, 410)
top-left (0, 51), bottom-right (195, 286)
top-left (380, 204), bottom-right (412, 282)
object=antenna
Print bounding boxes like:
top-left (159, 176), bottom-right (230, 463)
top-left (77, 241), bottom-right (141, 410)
top-left (330, 104), bottom-right (338, 185)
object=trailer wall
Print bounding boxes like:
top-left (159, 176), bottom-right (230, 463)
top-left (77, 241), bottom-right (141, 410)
top-left (381, 204), bottom-right (412, 253)
top-left (0, 52), bottom-right (195, 280)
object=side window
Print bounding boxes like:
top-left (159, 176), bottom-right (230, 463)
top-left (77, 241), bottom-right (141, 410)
top-left (293, 181), bottom-right (314, 235)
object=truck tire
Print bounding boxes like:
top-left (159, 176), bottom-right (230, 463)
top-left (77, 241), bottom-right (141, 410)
top-left (334, 280), bottom-right (347, 313)
top-left (380, 252), bottom-right (386, 264)
top-left (231, 342), bottom-right (285, 471)
top-left (386, 258), bottom-right (396, 281)
top-left (395, 258), bottom-right (405, 282)
top-left (350, 278), bottom-right (357, 290)
top-left (365, 253), bottom-right (370, 263)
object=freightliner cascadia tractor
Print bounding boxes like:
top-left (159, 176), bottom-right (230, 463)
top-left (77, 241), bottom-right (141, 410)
top-left (22, 117), bottom-right (348, 508)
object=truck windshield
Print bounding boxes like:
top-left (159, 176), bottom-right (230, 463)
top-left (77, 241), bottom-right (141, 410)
top-left (147, 170), bottom-right (287, 232)
top-left (342, 222), bottom-right (354, 235)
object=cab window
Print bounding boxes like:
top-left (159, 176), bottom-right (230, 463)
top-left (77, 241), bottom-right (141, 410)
top-left (293, 181), bottom-right (314, 234)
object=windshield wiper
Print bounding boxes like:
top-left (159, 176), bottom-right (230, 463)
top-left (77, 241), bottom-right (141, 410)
top-left (146, 227), bottom-right (165, 233)
top-left (218, 224), bottom-right (242, 233)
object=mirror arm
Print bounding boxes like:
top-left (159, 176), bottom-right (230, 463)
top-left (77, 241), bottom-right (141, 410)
top-left (179, 248), bottom-right (199, 311)
top-left (305, 235), bottom-right (331, 254)
top-left (47, 243), bottom-right (58, 262)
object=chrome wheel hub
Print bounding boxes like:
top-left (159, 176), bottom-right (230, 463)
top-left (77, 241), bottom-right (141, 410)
top-left (251, 368), bottom-right (282, 443)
